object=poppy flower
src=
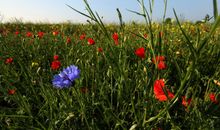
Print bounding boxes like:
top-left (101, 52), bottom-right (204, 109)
top-left (51, 60), bottom-right (61, 70)
top-left (66, 37), bottom-right (71, 44)
top-left (8, 89), bottom-right (16, 95)
top-left (112, 32), bottom-right (119, 45)
top-left (97, 47), bottom-right (103, 52)
top-left (182, 96), bottom-right (192, 107)
top-left (88, 38), bottom-right (95, 45)
top-left (209, 93), bottom-right (218, 104)
top-left (38, 31), bottom-right (44, 38)
top-left (135, 47), bottom-right (145, 58)
top-left (157, 61), bottom-right (166, 70)
top-left (15, 31), bottom-right (19, 35)
top-left (152, 56), bottom-right (165, 63)
top-left (152, 56), bottom-right (166, 70)
top-left (80, 33), bottom-right (86, 40)
top-left (53, 31), bottom-right (59, 36)
top-left (154, 79), bottom-right (174, 101)
top-left (26, 32), bottom-right (32, 37)
top-left (53, 55), bottom-right (59, 60)
top-left (5, 57), bottom-right (13, 64)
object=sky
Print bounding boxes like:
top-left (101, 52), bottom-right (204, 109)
top-left (0, 0), bottom-right (219, 23)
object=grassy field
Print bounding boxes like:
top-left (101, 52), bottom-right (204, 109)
top-left (1, 0), bottom-right (220, 129)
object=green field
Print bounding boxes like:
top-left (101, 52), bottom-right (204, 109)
top-left (1, 0), bottom-right (220, 129)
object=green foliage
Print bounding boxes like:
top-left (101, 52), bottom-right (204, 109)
top-left (0, 0), bottom-right (220, 129)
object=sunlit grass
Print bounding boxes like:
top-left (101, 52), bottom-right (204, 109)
top-left (0, 0), bottom-right (220, 129)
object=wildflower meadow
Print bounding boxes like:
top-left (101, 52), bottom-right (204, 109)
top-left (0, 0), bottom-right (220, 129)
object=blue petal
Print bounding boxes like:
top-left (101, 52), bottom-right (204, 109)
top-left (52, 65), bottom-right (80, 89)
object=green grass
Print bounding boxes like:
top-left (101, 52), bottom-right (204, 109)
top-left (0, 21), bottom-right (220, 129)
top-left (0, 0), bottom-right (220, 129)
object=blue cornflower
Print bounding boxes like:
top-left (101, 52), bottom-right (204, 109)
top-left (52, 65), bottom-right (80, 88)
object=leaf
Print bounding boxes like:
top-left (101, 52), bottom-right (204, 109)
top-left (126, 9), bottom-right (145, 17)
top-left (129, 124), bottom-right (137, 130)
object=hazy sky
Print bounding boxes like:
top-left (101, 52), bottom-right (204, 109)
top-left (0, 0), bottom-right (219, 23)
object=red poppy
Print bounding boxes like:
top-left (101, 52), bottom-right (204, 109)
top-left (80, 33), bottom-right (86, 40)
top-left (152, 56), bottom-right (166, 70)
top-left (182, 96), bottom-right (192, 107)
top-left (209, 93), bottom-right (218, 104)
top-left (38, 31), bottom-right (44, 38)
top-left (53, 55), bottom-right (59, 60)
top-left (88, 38), bottom-right (95, 45)
top-left (66, 37), bottom-right (71, 44)
top-left (97, 47), bottom-right (103, 52)
top-left (52, 31), bottom-right (59, 36)
top-left (8, 89), bottom-right (16, 95)
top-left (15, 31), bottom-right (19, 35)
top-left (154, 79), bottom-right (174, 101)
top-left (112, 32), bottom-right (119, 45)
top-left (135, 47), bottom-right (145, 58)
top-left (152, 56), bottom-right (165, 63)
top-left (51, 60), bottom-right (61, 70)
top-left (26, 32), bottom-right (32, 37)
top-left (5, 57), bottom-right (13, 64)
top-left (157, 61), bottom-right (166, 70)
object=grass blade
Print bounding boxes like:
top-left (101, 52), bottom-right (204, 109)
top-left (116, 8), bottom-right (124, 30)
top-left (173, 9), bottom-right (197, 59)
top-left (213, 0), bottom-right (218, 21)
top-left (66, 4), bottom-right (94, 21)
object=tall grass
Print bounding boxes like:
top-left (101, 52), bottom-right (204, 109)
top-left (213, 0), bottom-right (219, 21)
top-left (0, 0), bottom-right (220, 129)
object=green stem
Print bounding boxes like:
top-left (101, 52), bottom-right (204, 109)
top-left (213, 0), bottom-right (218, 21)
top-left (144, 61), bottom-right (195, 124)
